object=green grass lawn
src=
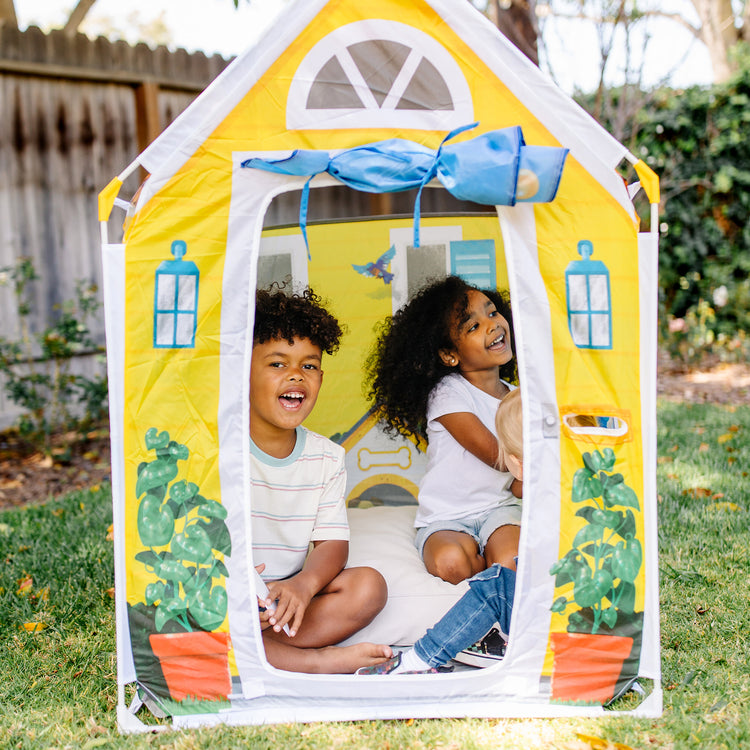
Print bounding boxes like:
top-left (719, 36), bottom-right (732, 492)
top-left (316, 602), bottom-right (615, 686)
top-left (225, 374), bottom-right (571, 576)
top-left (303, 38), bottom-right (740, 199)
top-left (1, 401), bottom-right (749, 749)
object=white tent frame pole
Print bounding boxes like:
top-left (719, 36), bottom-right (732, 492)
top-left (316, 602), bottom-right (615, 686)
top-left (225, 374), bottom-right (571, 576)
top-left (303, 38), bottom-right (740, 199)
top-left (118, 158), bottom-right (141, 184)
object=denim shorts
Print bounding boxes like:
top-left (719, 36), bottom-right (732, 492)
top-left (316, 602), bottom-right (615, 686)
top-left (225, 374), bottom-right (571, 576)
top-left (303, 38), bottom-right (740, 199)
top-left (414, 502), bottom-right (522, 559)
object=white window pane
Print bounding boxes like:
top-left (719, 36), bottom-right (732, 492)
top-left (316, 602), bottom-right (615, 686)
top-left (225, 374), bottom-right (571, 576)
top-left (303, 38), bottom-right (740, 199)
top-left (589, 275), bottom-right (609, 311)
top-left (567, 275), bottom-right (588, 311)
top-left (591, 314), bottom-right (611, 347)
top-left (570, 313), bottom-right (589, 346)
top-left (257, 254), bottom-right (293, 290)
top-left (407, 243), bottom-right (446, 299)
top-left (175, 313), bottom-right (196, 346)
top-left (177, 275), bottom-right (197, 311)
top-left (156, 313), bottom-right (175, 346)
top-left (156, 274), bottom-right (176, 310)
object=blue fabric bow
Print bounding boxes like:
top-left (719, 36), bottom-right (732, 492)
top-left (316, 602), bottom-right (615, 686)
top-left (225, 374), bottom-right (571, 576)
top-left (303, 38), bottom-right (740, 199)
top-left (242, 123), bottom-right (568, 254)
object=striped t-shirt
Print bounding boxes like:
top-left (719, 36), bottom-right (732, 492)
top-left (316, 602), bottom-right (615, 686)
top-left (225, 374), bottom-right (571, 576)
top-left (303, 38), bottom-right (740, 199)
top-left (250, 426), bottom-right (349, 582)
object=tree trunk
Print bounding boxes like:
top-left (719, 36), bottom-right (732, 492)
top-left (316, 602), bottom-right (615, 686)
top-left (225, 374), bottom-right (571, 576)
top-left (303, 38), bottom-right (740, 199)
top-left (491, 0), bottom-right (540, 66)
top-left (691, 0), bottom-right (740, 82)
top-left (63, 0), bottom-right (98, 37)
top-left (0, 0), bottom-right (18, 28)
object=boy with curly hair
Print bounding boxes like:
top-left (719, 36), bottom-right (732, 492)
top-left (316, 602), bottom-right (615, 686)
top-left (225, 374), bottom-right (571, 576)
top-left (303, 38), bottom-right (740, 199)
top-left (250, 286), bottom-right (390, 673)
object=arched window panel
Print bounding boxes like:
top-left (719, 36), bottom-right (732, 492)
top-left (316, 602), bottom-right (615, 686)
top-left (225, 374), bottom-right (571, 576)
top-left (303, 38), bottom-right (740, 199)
top-left (287, 20), bottom-right (473, 130)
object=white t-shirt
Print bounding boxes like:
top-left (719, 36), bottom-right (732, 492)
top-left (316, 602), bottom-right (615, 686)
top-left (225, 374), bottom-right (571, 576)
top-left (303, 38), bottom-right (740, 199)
top-left (415, 373), bottom-right (517, 528)
top-left (250, 426), bottom-right (349, 582)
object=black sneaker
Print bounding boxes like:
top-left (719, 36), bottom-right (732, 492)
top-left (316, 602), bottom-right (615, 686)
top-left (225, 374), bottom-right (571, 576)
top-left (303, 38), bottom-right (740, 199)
top-left (453, 627), bottom-right (507, 668)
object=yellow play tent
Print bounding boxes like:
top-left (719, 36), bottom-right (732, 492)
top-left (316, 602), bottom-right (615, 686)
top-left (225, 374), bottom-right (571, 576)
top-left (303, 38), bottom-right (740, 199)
top-left (99, 0), bottom-right (662, 731)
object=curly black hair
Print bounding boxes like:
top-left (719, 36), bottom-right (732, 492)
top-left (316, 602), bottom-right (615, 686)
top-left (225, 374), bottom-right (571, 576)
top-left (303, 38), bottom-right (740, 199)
top-left (364, 275), bottom-right (516, 442)
top-left (253, 285), bottom-right (344, 355)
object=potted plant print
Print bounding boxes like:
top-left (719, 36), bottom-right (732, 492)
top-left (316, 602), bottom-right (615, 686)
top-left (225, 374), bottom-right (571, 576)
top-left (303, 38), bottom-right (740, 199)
top-left (548, 447), bottom-right (644, 704)
top-left (133, 427), bottom-right (233, 703)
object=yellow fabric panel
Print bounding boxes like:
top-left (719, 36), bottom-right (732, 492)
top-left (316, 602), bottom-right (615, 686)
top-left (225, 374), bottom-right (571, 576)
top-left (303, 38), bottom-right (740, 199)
top-left (535, 159), bottom-right (646, 631)
top-left (98, 177), bottom-right (122, 222)
top-left (634, 159), bottom-right (660, 205)
top-left (123, 240), bottom-right (226, 609)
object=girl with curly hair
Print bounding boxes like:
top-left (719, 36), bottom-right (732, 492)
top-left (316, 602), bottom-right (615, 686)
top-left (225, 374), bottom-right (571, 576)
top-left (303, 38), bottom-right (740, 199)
top-left (366, 275), bottom-right (521, 585)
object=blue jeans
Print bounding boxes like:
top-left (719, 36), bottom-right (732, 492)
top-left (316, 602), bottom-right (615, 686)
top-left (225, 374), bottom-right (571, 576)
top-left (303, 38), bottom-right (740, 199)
top-left (413, 564), bottom-right (516, 668)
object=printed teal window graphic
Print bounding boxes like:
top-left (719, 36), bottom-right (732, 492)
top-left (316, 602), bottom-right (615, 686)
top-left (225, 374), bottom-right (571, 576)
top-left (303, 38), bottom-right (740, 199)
top-left (565, 240), bottom-right (612, 350)
top-left (153, 240), bottom-right (200, 349)
top-left (450, 239), bottom-right (496, 290)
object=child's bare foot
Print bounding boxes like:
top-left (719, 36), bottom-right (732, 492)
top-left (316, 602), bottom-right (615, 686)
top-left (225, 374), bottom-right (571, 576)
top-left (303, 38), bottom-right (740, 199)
top-left (318, 642), bottom-right (393, 674)
top-left (262, 634), bottom-right (392, 673)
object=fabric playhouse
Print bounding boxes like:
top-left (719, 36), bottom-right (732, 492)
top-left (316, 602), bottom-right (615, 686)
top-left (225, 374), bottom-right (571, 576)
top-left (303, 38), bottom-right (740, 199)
top-left (98, 0), bottom-right (663, 732)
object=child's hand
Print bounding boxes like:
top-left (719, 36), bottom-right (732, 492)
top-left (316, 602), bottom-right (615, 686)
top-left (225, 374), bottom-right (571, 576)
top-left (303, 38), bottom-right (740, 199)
top-left (257, 606), bottom-right (273, 631)
top-left (265, 576), bottom-right (315, 638)
top-left (254, 563), bottom-right (274, 631)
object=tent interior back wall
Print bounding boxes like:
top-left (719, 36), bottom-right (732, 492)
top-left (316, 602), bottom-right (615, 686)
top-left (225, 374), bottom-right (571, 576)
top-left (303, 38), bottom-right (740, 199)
top-left (98, 0), bottom-right (662, 732)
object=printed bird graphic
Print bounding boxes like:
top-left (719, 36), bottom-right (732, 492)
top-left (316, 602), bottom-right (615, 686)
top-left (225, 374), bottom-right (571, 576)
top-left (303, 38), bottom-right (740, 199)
top-left (352, 244), bottom-right (396, 284)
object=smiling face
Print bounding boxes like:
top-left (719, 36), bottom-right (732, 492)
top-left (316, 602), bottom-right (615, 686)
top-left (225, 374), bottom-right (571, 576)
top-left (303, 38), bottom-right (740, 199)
top-left (249, 336), bottom-right (324, 455)
top-left (440, 289), bottom-right (513, 376)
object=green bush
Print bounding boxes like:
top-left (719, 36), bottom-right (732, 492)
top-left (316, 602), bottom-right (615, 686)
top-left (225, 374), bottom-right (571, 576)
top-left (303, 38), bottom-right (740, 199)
top-left (628, 52), bottom-right (750, 363)
top-left (0, 258), bottom-right (108, 451)
top-left (576, 48), bottom-right (750, 364)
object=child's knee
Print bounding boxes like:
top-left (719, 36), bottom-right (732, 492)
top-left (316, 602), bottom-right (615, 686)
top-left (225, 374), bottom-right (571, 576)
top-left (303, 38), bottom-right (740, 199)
top-left (346, 567), bottom-right (388, 616)
top-left (363, 567), bottom-right (388, 613)
top-left (430, 546), bottom-right (478, 584)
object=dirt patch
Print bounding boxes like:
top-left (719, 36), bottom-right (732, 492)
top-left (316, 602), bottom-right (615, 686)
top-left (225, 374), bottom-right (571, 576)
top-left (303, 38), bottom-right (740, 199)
top-left (0, 428), bottom-right (111, 510)
top-left (0, 351), bottom-right (748, 510)
top-left (657, 350), bottom-right (750, 406)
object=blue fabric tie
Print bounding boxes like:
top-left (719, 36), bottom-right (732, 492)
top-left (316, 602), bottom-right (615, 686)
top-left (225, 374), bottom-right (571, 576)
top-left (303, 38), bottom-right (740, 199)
top-left (241, 124), bottom-right (568, 254)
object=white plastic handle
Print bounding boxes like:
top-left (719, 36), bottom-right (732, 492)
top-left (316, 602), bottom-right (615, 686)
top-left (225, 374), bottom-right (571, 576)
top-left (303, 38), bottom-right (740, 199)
top-left (254, 567), bottom-right (291, 636)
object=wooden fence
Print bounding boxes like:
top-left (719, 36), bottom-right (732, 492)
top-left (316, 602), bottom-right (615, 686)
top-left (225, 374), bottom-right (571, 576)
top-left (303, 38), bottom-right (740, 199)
top-left (0, 25), bottom-right (231, 428)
